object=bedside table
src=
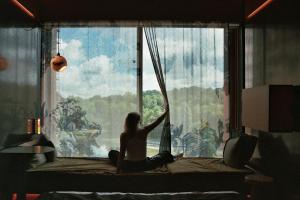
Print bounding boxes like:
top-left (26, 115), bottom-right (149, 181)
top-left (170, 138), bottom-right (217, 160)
top-left (0, 146), bottom-right (55, 200)
top-left (245, 174), bottom-right (275, 200)
top-left (0, 146), bottom-right (54, 154)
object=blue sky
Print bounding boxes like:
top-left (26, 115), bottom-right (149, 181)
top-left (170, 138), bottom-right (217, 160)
top-left (57, 27), bottom-right (224, 98)
top-left (60, 28), bottom-right (122, 57)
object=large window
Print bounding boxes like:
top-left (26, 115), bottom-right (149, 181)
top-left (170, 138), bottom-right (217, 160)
top-left (49, 27), bottom-right (137, 157)
top-left (44, 25), bottom-right (228, 158)
top-left (143, 28), bottom-right (226, 157)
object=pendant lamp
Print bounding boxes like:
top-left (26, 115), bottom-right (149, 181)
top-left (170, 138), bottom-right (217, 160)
top-left (51, 28), bottom-right (67, 72)
top-left (0, 56), bottom-right (8, 71)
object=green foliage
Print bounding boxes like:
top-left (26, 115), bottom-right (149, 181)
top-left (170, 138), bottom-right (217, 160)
top-left (52, 97), bottom-right (87, 131)
top-left (198, 126), bottom-right (218, 157)
top-left (52, 97), bottom-right (102, 157)
top-left (142, 90), bottom-right (164, 125)
top-left (172, 121), bottom-right (223, 157)
top-left (54, 86), bottom-right (225, 157)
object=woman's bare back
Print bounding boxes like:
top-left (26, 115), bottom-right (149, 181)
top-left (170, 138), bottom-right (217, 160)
top-left (125, 130), bottom-right (147, 161)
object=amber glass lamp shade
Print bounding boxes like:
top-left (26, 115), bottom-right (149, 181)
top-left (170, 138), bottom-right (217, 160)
top-left (50, 53), bottom-right (67, 72)
top-left (0, 57), bottom-right (8, 71)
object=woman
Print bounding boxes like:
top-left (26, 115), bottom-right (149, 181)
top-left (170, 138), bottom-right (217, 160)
top-left (108, 105), bottom-right (174, 173)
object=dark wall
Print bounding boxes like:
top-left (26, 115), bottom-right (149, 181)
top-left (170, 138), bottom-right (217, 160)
top-left (0, 0), bottom-right (244, 24)
top-left (0, 27), bottom-right (41, 146)
top-left (245, 24), bottom-right (300, 154)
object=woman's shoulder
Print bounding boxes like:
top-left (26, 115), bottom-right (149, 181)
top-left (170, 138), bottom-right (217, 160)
top-left (120, 132), bottom-right (128, 139)
top-left (137, 128), bottom-right (148, 139)
top-left (138, 127), bottom-right (148, 134)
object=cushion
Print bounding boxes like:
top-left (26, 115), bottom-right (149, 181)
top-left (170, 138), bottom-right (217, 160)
top-left (223, 134), bottom-right (257, 168)
top-left (29, 153), bottom-right (48, 168)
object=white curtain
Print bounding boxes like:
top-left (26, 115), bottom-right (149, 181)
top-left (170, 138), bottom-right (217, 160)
top-left (143, 27), bottom-right (227, 157)
top-left (42, 27), bottom-right (137, 157)
top-left (42, 24), bottom-right (228, 158)
top-left (0, 27), bottom-right (40, 146)
top-left (144, 27), bottom-right (171, 153)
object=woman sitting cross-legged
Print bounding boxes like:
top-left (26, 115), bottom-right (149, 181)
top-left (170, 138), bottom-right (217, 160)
top-left (108, 105), bottom-right (174, 173)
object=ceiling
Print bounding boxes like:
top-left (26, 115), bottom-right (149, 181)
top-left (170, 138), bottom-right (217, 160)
top-left (1, 0), bottom-right (298, 26)
top-left (0, 0), bottom-right (244, 25)
top-left (245, 0), bottom-right (300, 24)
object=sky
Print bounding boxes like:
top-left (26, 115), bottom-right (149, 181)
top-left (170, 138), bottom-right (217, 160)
top-left (57, 27), bottom-right (224, 98)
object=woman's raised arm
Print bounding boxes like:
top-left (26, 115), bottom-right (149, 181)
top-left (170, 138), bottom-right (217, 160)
top-left (142, 104), bottom-right (169, 135)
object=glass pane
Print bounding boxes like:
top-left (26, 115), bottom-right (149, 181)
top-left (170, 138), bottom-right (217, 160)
top-left (0, 28), bottom-right (40, 145)
top-left (52, 27), bottom-right (137, 157)
top-left (142, 33), bottom-right (163, 156)
top-left (143, 27), bottom-right (226, 157)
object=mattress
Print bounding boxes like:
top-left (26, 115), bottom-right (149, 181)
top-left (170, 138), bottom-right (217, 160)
top-left (27, 157), bottom-right (168, 174)
top-left (167, 157), bottom-right (250, 174)
top-left (25, 157), bottom-right (251, 193)
top-left (36, 191), bottom-right (241, 200)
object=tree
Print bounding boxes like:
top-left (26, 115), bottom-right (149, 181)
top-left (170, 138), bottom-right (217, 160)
top-left (52, 97), bottom-right (102, 157)
top-left (52, 97), bottom-right (102, 133)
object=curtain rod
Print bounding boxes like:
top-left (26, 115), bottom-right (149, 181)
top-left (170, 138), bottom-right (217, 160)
top-left (43, 20), bottom-right (230, 28)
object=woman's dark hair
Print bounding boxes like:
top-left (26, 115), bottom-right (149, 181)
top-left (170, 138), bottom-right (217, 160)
top-left (124, 112), bottom-right (140, 132)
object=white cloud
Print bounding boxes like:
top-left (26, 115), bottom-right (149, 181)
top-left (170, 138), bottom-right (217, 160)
top-left (60, 39), bottom-right (86, 63)
top-left (143, 28), bottom-right (224, 64)
top-left (58, 28), bottom-right (224, 98)
top-left (58, 40), bottom-right (136, 98)
top-left (143, 30), bottom-right (224, 91)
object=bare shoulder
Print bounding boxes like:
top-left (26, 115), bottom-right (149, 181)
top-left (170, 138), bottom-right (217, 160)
top-left (120, 132), bottom-right (128, 141)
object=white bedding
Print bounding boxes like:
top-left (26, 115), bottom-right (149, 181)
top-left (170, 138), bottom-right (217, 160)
top-left (37, 191), bottom-right (241, 200)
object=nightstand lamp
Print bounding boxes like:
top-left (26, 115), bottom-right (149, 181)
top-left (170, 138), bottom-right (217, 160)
top-left (242, 85), bottom-right (300, 132)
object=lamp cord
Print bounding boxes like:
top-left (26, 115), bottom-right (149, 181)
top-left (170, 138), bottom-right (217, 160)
top-left (57, 28), bottom-right (60, 55)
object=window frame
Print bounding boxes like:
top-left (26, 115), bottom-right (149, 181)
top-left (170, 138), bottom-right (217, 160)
top-left (42, 24), bottom-right (230, 157)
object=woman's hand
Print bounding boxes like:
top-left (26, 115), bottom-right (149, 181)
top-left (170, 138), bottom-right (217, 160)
top-left (163, 97), bottom-right (169, 112)
top-left (143, 101), bottom-right (169, 134)
top-left (165, 103), bottom-right (169, 113)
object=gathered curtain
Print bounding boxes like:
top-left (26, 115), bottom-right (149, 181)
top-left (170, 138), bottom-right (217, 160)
top-left (143, 26), bottom-right (227, 157)
top-left (144, 27), bottom-right (171, 153)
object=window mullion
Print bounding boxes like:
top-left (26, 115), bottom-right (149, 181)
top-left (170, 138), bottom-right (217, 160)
top-left (137, 27), bottom-right (143, 122)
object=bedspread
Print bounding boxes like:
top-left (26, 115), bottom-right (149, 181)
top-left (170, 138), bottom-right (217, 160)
top-left (25, 157), bottom-right (251, 193)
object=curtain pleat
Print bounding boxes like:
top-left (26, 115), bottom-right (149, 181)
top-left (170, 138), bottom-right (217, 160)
top-left (42, 27), bottom-right (138, 157)
top-left (0, 28), bottom-right (40, 146)
top-left (144, 27), bottom-right (171, 153)
top-left (144, 27), bottom-right (226, 157)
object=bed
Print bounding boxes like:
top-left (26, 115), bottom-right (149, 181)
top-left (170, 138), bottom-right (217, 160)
top-left (24, 157), bottom-right (251, 194)
top-left (35, 191), bottom-right (242, 200)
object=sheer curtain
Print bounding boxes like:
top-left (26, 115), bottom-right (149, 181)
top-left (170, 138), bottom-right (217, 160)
top-left (41, 23), bottom-right (228, 158)
top-left (42, 26), bottom-right (137, 157)
top-left (143, 27), bottom-right (227, 157)
top-left (0, 27), bottom-right (40, 146)
top-left (144, 27), bottom-right (171, 153)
